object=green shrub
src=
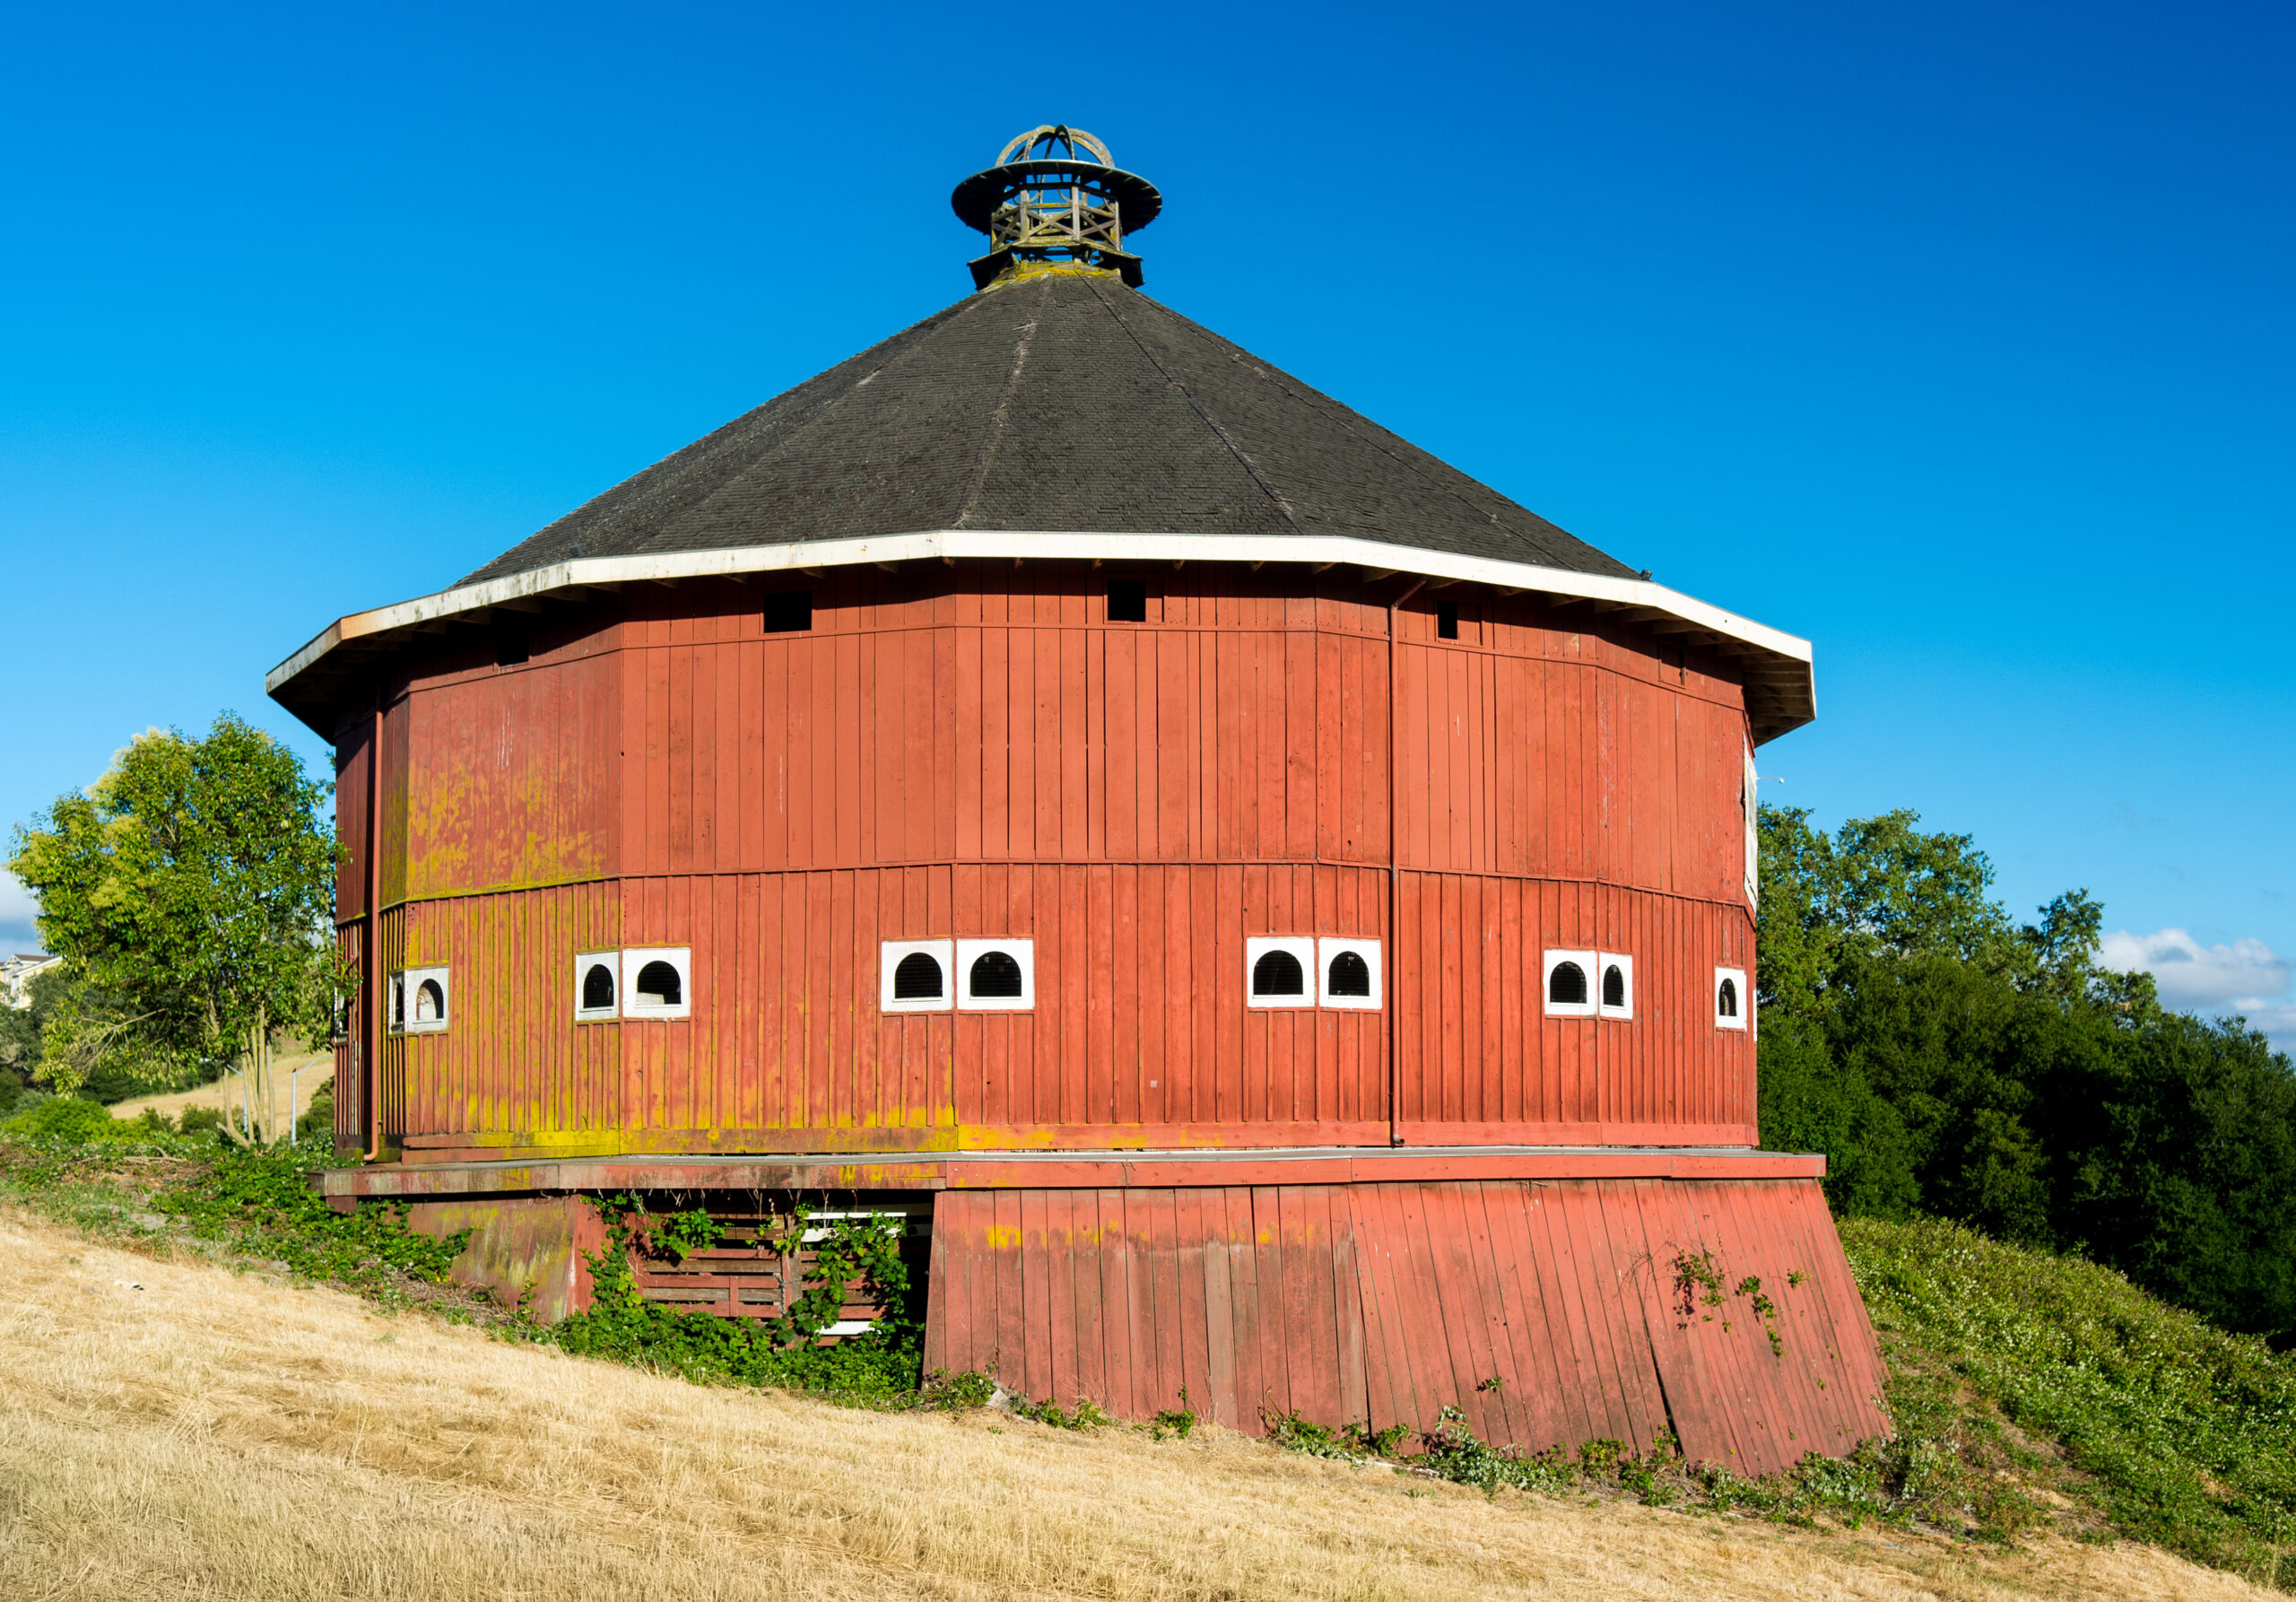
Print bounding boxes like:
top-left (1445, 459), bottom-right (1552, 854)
top-left (540, 1201), bottom-right (924, 1398)
top-left (294, 1081), bottom-right (335, 1145)
top-left (5, 1096), bottom-right (129, 1144)
top-left (156, 1145), bottom-right (470, 1292)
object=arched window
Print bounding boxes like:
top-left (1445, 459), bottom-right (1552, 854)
top-left (1602, 964), bottom-right (1626, 1009)
top-left (1718, 977), bottom-right (1738, 1018)
top-left (881, 939), bottom-right (953, 1013)
top-left (1254, 949), bottom-right (1305, 997)
top-left (583, 962), bottom-right (616, 1012)
top-left (395, 966), bottom-right (449, 1034)
top-left (1246, 936), bottom-right (1314, 1008)
top-left (1548, 962), bottom-right (1587, 1006)
top-left (634, 961), bottom-right (683, 1007)
top-left (969, 951), bottom-right (1022, 998)
top-left (575, 953), bottom-right (619, 1021)
top-left (956, 938), bottom-right (1033, 1010)
top-left (894, 952), bottom-right (945, 1000)
top-left (621, 948), bottom-right (693, 1017)
top-left (1714, 966), bottom-right (1749, 1031)
top-left (1315, 937), bottom-right (1382, 1009)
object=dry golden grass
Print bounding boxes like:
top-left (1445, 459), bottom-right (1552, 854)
top-left (0, 1212), bottom-right (2275, 1602)
top-left (108, 1049), bottom-right (332, 1130)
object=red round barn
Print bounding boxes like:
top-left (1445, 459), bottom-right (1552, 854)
top-left (272, 126), bottom-right (1883, 1469)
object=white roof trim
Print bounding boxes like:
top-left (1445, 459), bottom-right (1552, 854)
top-left (266, 528), bottom-right (1813, 696)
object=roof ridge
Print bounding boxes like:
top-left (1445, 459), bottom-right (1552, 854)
top-left (1113, 289), bottom-right (1593, 567)
top-left (626, 294), bottom-right (998, 553)
top-left (952, 278), bottom-right (1048, 528)
top-left (455, 296), bottom-right (986, 584)
top-left (1085, 277), bottom-right (1300, 530)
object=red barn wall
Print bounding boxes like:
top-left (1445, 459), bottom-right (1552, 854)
top-left (336, 567), bottom-right (1761, 1155)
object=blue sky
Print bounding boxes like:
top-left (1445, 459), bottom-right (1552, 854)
top-left (3, 3), bottom-right (2290, 1046)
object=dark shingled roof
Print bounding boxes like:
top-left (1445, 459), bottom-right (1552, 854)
top-left (460, 269), bottom-right (1640, 587)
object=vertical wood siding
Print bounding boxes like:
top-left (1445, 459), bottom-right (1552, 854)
top-left (341, 567), bottom-right (1763, 1150)
top-left (923, 1176), bottom-right (1889, 1477)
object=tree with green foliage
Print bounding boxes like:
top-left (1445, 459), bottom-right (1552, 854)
top-left (1757, 804), bottom-right (2296, 1346)
top-left (0, 963), bottom-right (158, 1109)
top-left (6, 714), bottom-right (348, 1144)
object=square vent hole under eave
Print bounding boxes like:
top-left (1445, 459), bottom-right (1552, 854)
top-left (762, 590), bottom-right (814, 633)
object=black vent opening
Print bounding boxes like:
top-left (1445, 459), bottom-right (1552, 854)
top-left (1327, 951), bottom-right (1371, 997)
top-left (762, 590), bottom-right (814, 634)
top-left (1252, 950), bottom-right (1305, 997)
top-left (892, 952), bottom-right (944, 1000)
top-left (582, 962), bottom-right (615, 1012)
top-left (969, 951), bottom-right (1024, 998)
top-left (1603, 964), bottom-right (1627, 1009)
top-left (1435, 600), bottom-right (1459, 640)
top-left (494, 629), bottom-right (531, 667)
top-left (1718, 977), bottom-right (1738, 1018)
top-left (1548, 962), bottom-right (1587, 1006)
top-left (635, 960), bottom-right (683, 1006)
top-left (1107, 579), bottom-right (1147, 623)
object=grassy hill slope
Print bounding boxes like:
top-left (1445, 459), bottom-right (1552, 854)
top-left (0, 1210), bottom-right (2273, 1602)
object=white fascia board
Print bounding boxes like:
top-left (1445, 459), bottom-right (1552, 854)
top-left (266, 529), bottom-right (1813, 696)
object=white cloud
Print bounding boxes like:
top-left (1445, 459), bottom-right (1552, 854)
top-left (2232, 1003), bottom-right (2296, 1058)
top-left (0, 871), bottom-right (40, 955)
top-left (2098, 927), bottom-right (2294, 1052)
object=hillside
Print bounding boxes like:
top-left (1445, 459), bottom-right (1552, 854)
top-left (0, 1209), bottom-right (2274, 1602)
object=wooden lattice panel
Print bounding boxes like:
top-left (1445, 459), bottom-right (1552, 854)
top-left (626, 1205), bottom-right (931, 1337)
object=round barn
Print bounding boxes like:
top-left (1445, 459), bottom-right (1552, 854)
top-left (274, 126), bottom-right (1886, 1470)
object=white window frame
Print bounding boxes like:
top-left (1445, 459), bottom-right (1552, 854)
top-left (1246, 936), bottom-right (1317, 1009)
top-left (402, 965), bottom-right (450, 1035)
top-left (1744, 742), bottom-right (1760, 910)
top-left (957, 938), bottom-right (1035, 1012)
top-left (1715, 966), bottom-right (1749, 1031)
top-left (573, 951), bottom-right (620, 1022)
top-left (1543, 949), bottom-right (1596, 1018)
top-left (622, 947), bottom-right (692, 1020)
top-left (1596, 953), bottom-right (1635, 1021)
top-left (1317, 937), bottom-right (1383, 1010)
top-left (386, 971), bottom-right (406, 1035)
top-left (880, 939), bottom-right (953, 1014)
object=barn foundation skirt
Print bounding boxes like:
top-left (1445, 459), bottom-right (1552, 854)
top-left (923, 1176), bottom-right (1887, 1477)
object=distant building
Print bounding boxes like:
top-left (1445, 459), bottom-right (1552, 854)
top-left (2, 954), bottom-right (59, 1010)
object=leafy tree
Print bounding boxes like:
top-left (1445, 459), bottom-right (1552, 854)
top-left (0, 963), bottom-right (61, 1107)
top-left (1757, 802), bottom-right (2296, 1345)
top-left (6, 714), bottom-right (348, 1143)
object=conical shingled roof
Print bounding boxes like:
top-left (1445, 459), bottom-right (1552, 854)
top-left (460, 268), bottom-right (1640, 588)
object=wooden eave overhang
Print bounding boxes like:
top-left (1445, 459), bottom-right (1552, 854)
top-left (265, 529), bottom-right (1816, 744)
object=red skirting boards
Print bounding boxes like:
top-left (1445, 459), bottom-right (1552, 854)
top-left (923, 1176), bottom-right (1887, 1478)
